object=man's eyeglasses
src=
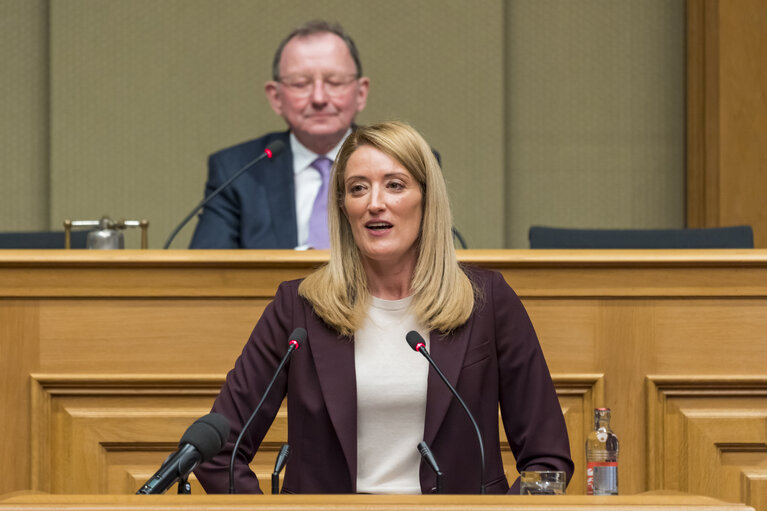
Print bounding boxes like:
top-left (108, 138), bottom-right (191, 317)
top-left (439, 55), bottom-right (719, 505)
top-left (278, 74), bottom-right (359, 97)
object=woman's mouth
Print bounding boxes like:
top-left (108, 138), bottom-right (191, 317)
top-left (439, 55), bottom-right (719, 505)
top-left (365, 221), bottom-right (393, 231)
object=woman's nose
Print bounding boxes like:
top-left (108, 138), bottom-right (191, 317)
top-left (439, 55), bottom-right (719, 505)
top-left (367, 187), bottom-right (385, 212)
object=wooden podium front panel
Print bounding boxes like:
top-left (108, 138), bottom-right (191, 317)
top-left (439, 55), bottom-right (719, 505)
top-left (28, 373), bottom-right (598, 495)
top-left (35, 297), bottom-right (263, 374)
top-left (29, 375), bottom-right (291, 495)
top-left (646, 377), bottom-right (767, 509)
top-left (2, 250), bottom-right (767, 511)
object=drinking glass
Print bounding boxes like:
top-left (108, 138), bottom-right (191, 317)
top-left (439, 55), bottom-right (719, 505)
top-left (519, 470), bottom-right (566, 495)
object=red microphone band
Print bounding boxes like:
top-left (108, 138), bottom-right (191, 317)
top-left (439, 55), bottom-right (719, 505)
top-left (265, 148), bottom-right (274, 158)
top-left (289, 339), bottom-right (299, 350)
top-left (416, 342), bottom-right (425, 352)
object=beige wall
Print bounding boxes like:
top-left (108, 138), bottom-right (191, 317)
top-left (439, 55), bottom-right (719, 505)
top-left (0, 0), bottom-right (49, 231)
top-left (1, 0), bottom-right (684, 248)
top-left (505, 0), bottom-right (686, 248)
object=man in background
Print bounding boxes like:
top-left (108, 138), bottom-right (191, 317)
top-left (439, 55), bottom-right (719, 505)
top-left (190, 20), bottom-right (370, 249)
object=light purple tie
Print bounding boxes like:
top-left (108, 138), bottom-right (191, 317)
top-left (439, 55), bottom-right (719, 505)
top-left (306, 157), bottom-right (333, 249)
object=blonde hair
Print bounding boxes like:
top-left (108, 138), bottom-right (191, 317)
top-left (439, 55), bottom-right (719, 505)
top-left (299, 121), bottom-right (474, 337)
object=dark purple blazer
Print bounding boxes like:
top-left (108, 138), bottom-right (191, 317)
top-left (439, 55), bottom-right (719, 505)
top-left (194, 267), bottom-right (573, 494)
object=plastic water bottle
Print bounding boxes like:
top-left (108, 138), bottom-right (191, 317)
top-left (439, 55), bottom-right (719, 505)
top-left (586, 407), bottom-right (619, 495)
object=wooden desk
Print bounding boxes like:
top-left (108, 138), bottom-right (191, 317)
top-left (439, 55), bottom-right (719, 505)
top-left (1, 250), bottom-right (766, 510)
top-left (0, 493), bottom-right (756, 511)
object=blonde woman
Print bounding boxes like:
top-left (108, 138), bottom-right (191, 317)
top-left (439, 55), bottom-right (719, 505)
top-left (196, 121), bottom-right (573, 494)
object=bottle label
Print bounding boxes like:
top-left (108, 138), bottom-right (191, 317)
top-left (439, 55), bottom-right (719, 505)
top-left (586, 461), bottom-right (618, 495)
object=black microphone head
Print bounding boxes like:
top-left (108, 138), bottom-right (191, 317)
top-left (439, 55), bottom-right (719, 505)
top-left (265, 139), bottom-right (286, 157)
top-left (289, 327), bottom-right (307, 348)
top-left (179, 413), bottom-right (230, 461)
top-left (406, 330), bottom-right (425, 352)
top-left (274, 443), bottom-right (290, 472)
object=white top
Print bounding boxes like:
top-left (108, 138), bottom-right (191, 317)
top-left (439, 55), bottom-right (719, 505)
top-left (354, 295), bottom-right (430, 494)
top-left (290, 131), bottom-right (350, 249)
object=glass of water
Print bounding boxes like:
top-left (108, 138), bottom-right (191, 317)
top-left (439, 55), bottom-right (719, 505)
top-left (519, 470), bottom-right (566, 495)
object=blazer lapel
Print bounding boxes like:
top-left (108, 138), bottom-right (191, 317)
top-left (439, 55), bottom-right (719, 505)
top-left (422, 324), bottom-right (473, 446)
top-left (307, 319), bottom-right (357, 489)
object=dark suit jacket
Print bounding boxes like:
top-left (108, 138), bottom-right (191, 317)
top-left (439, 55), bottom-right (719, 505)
top-left (189, 130), bottom-right (298, 249)
top-left (194, 267), bottom-right (573, 494)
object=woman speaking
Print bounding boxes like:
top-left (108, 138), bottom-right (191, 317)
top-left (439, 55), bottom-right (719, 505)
top-left (195, 121), bottom-right (573, 494)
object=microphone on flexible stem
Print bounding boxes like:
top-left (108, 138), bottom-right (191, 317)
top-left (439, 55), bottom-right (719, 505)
top-left (228, 327), bottom-right (306, 494)
top-left (417, 441), bottom-right (443, 494)
top-left (163, 139), bottom-right (286, 249)
top-left (405, 330), bottom-right (486, 494)
top-left (271, 443), bottom-right (290, 494)
top-left (137, 413), bottom-right (230, 495)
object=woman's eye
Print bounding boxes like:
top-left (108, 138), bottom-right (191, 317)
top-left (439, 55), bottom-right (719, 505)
top-left (388, 181), bottom-right (405, 190)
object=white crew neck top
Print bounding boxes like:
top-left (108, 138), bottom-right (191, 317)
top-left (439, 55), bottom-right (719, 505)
top-left (354, 295), bottom-right (430, 494)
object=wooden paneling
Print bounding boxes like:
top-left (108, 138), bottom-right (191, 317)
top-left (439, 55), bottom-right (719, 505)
top-left (36, 299), bottom-right (264, 374)
top-left (717, 0), bottom-right (767, 245)
top-left (0, 301), bottom-right (40, 493)
top-left (2, 250), bottom-right (767, 507)
top-left (686, 0), bottom-right (767, 245)
top-left (647, 377), bottom-right (767, 511)
top-left (27, 373), bottom-right (601, 495)
top-left (29, 375), bottom-right (223, 494)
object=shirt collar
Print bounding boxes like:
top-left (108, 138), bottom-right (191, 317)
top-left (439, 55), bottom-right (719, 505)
top-left (290, 129), bottom-right (352, 175)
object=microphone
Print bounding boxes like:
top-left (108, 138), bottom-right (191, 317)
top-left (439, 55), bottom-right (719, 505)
top-left (271, 443), bottom-right (290, 494)
top-left (163, 139), bottom-right (286, 249)
top-left (137, 413), bottom-right (230, 495)
top-left (405, 330), bottom-right (486, 494)
top-left (452, 227), bottom-right (468, 249)
top-left (228, 327), bottom-right (306, 494)
top-left (417, 441), bottom-right (443, 494)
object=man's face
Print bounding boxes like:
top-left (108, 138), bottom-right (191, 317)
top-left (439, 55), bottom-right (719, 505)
top-left (265, 32), bottom-right (370, 154)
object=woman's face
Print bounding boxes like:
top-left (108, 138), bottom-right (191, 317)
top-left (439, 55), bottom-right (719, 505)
top-left (342, 145), bottom-right (423, 269)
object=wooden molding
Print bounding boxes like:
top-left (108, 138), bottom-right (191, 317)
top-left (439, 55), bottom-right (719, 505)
top-left (3, 250), bottom-right (767, 299)
top-left (28, 373), bottom-right (599, 495)
top-left (0, 493), bottom-right (758, 511)
top-left (646, 376), bottom-right (767, 511)
top-left (686, 0), bottom-right (721, 228)
top-left (29, 375), bottom-right (225, 493)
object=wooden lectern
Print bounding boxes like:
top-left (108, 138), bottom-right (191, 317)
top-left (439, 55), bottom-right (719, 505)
top-left (1, 250), bottom-right (766, 511)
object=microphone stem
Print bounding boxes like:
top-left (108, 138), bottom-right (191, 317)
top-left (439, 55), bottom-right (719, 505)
top-left (228, 344), bottom-right (296, 494)
top-left (420, 349), bottom-right (486, 494)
